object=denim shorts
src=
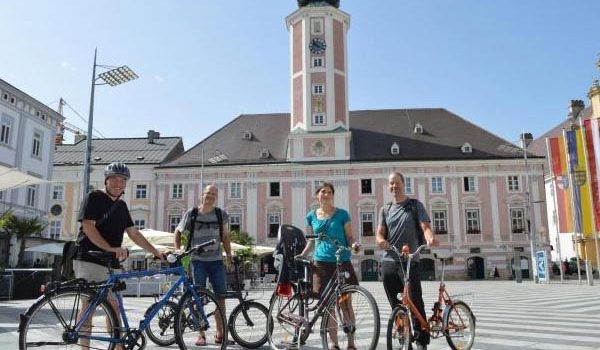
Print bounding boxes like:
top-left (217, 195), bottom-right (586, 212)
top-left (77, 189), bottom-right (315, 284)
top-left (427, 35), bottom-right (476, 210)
top-left (191, 260), bottom-right (227, 296)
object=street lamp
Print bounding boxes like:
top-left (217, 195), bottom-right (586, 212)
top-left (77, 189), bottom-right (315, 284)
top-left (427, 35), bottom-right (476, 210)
top-left (520, 132), bottom-right (538, 282)
top-left (82, 49), bottom-right (138, 198)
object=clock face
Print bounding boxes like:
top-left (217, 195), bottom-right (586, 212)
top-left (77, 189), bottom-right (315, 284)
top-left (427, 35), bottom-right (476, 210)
top-left (309, 38), bottom-right (326, 54)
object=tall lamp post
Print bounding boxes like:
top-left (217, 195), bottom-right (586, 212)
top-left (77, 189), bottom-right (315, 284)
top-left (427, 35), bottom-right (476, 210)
top-left (521, 132), bottom-right (538, 282)
top-left (82, 49), bottom-right (138, 198)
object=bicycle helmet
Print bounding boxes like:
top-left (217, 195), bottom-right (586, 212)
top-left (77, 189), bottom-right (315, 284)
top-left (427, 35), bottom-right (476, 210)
top-left (104, 162), bottom-right (130, 180)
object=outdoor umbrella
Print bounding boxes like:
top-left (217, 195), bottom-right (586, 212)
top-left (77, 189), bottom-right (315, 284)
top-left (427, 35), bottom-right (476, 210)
top-left (25, 242), bottom-right (64, 255)
top-left (0, 164), bottom-right (49, 190)
top-left (122, 228), bottom-right (175, 248)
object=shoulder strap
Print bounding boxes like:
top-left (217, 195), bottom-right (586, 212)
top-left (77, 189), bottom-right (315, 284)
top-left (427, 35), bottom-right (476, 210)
top-left (408, 198), bottom-right (425, 244)
top-left (186, 207), bottom-right (199, 250)
top-left (215, 207), bottom-right (223, 240)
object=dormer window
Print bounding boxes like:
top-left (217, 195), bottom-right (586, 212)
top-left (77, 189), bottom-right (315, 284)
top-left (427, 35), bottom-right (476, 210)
top-left (243, 130), bottom-right (253, 140)
top-left (391, 142), bottom-right (400, 155)
top-left (461, 142), bottom-right (473, 153)
top-left (260, 149), bottom-right (270, 159)
top-left (414, 123), bottom-right (424, 134)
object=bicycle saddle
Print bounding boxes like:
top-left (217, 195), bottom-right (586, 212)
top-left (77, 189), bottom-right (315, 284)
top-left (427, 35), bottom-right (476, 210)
top-left (433, 249), bottom-right (453, 262)
top-left (88, 250), bottom-right (118, 264)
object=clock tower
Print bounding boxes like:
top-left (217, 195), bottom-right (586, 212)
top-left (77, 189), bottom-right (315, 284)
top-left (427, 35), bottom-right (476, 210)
top-left (286, 0), bottom-right (351, 161)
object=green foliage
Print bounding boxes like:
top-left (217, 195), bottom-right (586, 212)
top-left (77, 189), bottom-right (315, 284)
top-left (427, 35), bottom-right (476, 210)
top-left (0, 210), bottom-right (47, 267)
top-left (229, 231), bottom-right (255, 246)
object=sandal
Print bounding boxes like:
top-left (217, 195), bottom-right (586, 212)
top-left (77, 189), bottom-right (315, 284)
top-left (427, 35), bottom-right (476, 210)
top-left (195, 335), bottom-right (207, 346)
top-left (214, 334), bottom-right (234, 345)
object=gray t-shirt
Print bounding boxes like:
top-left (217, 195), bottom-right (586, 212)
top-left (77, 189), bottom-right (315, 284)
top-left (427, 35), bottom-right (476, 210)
top-left (177, 207), bottom-right (229, 262)
top-left (380, 198), bottom-right (430, 262)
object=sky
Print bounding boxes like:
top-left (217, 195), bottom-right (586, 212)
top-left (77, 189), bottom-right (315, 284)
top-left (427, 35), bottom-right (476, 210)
top-left (2, 0), bottom-right (600, 150)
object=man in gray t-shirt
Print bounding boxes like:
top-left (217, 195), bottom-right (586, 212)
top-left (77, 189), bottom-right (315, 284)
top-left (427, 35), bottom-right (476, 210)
top-left (174, 184), bottom-right (233, 346)
top-left (377, 172), bottom-right (437, 350)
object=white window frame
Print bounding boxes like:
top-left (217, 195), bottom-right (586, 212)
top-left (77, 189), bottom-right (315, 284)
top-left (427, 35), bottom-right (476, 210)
top-left (507, 175), bottom-right (520, 192)
top-left (0, 190), bottom-right (4, 202)
top-left (269, 182), bottom-right (281, 198)
top-left (26, 185), bottom-right (37, 207)
top-left (229, 213), bottom-right (242, 233)
top-left (360, 178), bottom-right (373, 195)
top-left (313, 113), bottom-right (325, 125)
top-left (49, 220), bottom-right (61, 240)
top-left (168, 215), bottom-right (181, 233)
top-left (1, 115), bottom-right (13, 145)
top-left (52, 184), bottom-right (64, 200)
top-left (510, 207), bottom-right (525, 233)
top-left (134, 219), bottom-right (146, 230)
top-left (267, 212), bottom-right (281, 239)
top-left (136, 184), bottom-right (148, 199)
top-left (431, 176), bottom-right (444, 194)
top-left (463, 176), bottom-right (477, 193)
top-left (32, 131), bottom-right (42, 158)
top-left (230, 182), bottom-right (242, 199)
top-left (404, 176), bottom-right (413, 194)
top-left (312, 56), bottom-right (324, 67)
top-left (171, 184), bottom-right (183, 199)
top-left (390, 142), bottom-right (400, 155)
top-left (313, 84), bottom-right (324, 95)
top-left (432, 209), bottom-right (448, 234)
top-left (360, 211), bottom-right (375, 237)
top-left (312, 180), bottom-right (324, 194)
top-left (465, 209), bottom-right (480, 234)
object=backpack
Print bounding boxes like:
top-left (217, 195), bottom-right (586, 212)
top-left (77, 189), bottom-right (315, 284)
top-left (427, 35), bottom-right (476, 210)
top-left (59, 241), bottom-right (78, 281)
top-left (383, 198), bottom-right (425, 246)
top-left (185, 207), bottom-right (224, 251)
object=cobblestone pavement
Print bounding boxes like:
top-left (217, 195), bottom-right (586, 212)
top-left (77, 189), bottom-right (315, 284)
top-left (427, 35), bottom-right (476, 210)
top-left (1, 280), bottom-right (599, 349)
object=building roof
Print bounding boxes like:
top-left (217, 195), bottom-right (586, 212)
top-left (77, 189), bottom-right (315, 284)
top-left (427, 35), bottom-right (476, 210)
top-left (528, 106), bottom-right (593, 157)
top-left (162, 108), bottom-right (536, 168)
top-left (54, 136), bottom-right (184, 166)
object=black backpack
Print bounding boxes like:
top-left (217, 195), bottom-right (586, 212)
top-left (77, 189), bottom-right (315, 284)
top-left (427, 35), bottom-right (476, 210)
top-left (185, 207), bottom-right (224, 250)
top-left (383, 198), bottom-right (425, 246)
top-left (59, 241), bottom-right (78, 281)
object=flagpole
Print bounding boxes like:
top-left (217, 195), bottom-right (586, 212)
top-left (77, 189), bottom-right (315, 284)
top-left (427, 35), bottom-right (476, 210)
top-left (546, 137), bottom-right (564, 283)
top-left (563, 127), bottom-right (583, 284)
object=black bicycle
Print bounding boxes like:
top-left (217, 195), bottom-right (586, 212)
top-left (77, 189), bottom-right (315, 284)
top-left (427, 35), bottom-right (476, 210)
top-left (267, 226), bottom-right (380, 350)
top-left (144, 254), bottom-right (269, 348)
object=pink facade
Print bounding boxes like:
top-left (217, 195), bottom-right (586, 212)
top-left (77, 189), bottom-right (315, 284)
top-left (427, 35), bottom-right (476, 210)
top-left (333, 19), bottom-right (344, 71)
top-left (334, 73), bottom-right (346, 125)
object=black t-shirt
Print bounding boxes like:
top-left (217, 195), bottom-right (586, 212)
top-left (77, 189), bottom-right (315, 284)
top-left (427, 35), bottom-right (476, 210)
top-left (76, 190), bottom-right (134, 267)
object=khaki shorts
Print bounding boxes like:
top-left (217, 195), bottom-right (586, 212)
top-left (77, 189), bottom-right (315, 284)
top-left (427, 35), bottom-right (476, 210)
top-left (73, 260), bottom-right (122, 300)
top-left (312, 261), bottom-right (358, 296)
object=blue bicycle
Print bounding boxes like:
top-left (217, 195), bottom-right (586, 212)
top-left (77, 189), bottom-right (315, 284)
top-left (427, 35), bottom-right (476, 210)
top-left (18, 239), bottom-right (228, 350)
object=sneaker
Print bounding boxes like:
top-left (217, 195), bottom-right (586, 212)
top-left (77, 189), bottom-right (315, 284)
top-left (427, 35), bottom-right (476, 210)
top-left (415, 343), bottom-right (427, 350)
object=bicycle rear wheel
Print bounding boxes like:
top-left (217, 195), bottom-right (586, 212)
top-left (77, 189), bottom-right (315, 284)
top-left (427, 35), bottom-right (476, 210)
top-left (18, 286), bottom-right (118, 350)
top-left (228, 300), bottom-right (269, 348)
top-left (386, 305), bottom-right (411, 350)
top-left (144, 300), bottom-right (178, 346)
top-left (321, 285), bottom-right (380, 350)
top-left (443, 301), bottom-right (475, 350)
top-left (174, 288), bottom-right (226, 350)
top-left (267, 287), bottom-right (310, 349)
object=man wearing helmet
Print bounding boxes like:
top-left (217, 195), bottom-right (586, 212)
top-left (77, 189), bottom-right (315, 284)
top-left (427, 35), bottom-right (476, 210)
top-left (74, 162), bottom-right (164, 349)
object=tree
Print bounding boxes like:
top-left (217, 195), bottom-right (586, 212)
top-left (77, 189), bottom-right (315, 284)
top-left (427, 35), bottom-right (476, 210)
top-left (229, 230), bottom-right (255, 246)
top-left (0, 211), bottom-right (46, 267)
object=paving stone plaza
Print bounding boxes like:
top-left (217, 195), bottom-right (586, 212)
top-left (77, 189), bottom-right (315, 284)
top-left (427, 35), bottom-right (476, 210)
top-left (1, 280), bottom-right (599, 350)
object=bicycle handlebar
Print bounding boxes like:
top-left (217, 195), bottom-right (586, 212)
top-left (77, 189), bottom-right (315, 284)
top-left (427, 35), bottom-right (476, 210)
top-left (166, 239), bottom-right (217, 263)
top-left (387, 244), bottom-right (428, 261)
top-left (306, 233), bottom-right (360, 254)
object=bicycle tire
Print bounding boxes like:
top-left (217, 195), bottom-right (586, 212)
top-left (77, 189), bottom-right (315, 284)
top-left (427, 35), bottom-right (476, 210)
top-left (443, 300), bottom-right (476, 350)
top-left (144, 300), bottom-right (178, 346)
top-left (19, 286), bottom-right (119, 350)
top-left (267, 288), bottom-right (310, 349)
top-left (174, 288), bottom-right (227, 350)
top-left (228, 300), bottom-right (269, 348)
top-left (321, 285), bottom-right (380, 350)
top-left (386, 305), bottom-right (411, 350)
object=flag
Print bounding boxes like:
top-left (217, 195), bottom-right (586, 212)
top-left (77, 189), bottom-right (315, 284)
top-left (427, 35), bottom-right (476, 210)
top-left (583, 118), bottom-right (600, 232)
top-left (547, 136), bottom-right (573, 233)
top-left (565, 126), bottom-right (595, 235)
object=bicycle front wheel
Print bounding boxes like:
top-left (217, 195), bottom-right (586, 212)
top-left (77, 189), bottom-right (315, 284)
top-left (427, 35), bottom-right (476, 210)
top-left (144, 300), bottom-right (178, 346)
top-left (267, 287), bottom-right (310, 349)
top-left (386, 305), bottom-right (411, 350)
top-left (174, 288), bottom-right (227, 350)
top-left (228, 300), bottom-right (269, 348)
top-left (321, 285), bottom-right (380, 350)
top-left (18, 286), bottom-right (118, 350)
top-left (443, 301), bottom-right (476, 350)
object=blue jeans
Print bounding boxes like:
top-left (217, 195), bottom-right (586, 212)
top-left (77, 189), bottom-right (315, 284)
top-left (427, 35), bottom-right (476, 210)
top-left (191, 260), bottom-right (227, 296)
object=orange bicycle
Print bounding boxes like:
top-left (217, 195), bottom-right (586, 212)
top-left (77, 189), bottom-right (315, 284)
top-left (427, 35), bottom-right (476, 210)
top-left (386, 244), bottom-right (475, 350)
